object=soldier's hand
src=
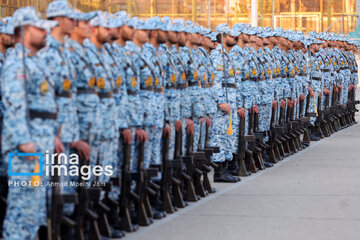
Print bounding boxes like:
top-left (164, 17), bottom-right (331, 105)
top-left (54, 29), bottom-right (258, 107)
top-left (71, 140), bottom-right (90, 160)
top-left (175, 120), bottom-right (182, 131)
top-left (200, 118), bottom-right (204, 125)
top-left (253, 105), bottom-right (259, 113)
top-left (318, 92), bottom-right (323, 99)
top-left (121, 129), bottom-right (132, 145)
top-left (308, 87), bottom-right (314, 97)
top-left (136, 129), bottom-right (148, 143)
top-left (206, 116), bottom-right (211, 127)
top-left (280, 99), bottom-right (286, 108)
top-left (187, 119), bottom-right (194, 134)
top-left (163, 124), bottom-right (171, 138)
top-left (272, 101), bottom-right (277, 110)
top-left (323, 88), bottom-right (330, 96)
top-left (19, 142), bottom-right (38, 161)
top-left (287, 99), bottom-right (293, 108)
top-left (338, 85), bottom-right (343, 91)
top-left (55, 137), bottom-right (64, 154)
top-left (218, 103), bottom-right (231, 114)
top-left (237, 108), bottom-right (246, 117)
top-left (300, 94), bottom-right (305, 101)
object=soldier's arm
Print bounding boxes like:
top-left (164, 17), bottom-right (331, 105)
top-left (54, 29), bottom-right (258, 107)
top-left (210, 52), bottom-right (226, 105)
top-left (1, 64), bottom-right (32, 149)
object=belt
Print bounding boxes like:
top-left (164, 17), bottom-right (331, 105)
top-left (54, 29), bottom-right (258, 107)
top-left (312, 77), bottom-right (321, 81)
top-left (98, 91), bottom-right (113, 99)
top-left (288, 76), bottom-right (295, 79)
top-left (154, 88), bottom-right (163, 93)
top-left (188, 81), bottom-right (200, 87)
top-left (209, 83), bottom-right (214, 87)
top-left (299, 73), bottom-right (307, 77)
top-left (127, 90), bottom-right (137, 95)
top-left (282, 75), bottom-right (287, 78)
top-left (176, 83), bottom-right (187, 90)
top-left (113, 88), bottom-right (120, 94)
top-left (77, 87), bottom-right (96, 95)
top-left (29, 110), bottom-right (57, 120)
top-left (242, 78), bottom-right (250, 81)
top-left (141, 86), bottom-right (153, 91)
top-left (222, 83), bottom-right (237, 89)
top-left (322, 69), bottom-right (331, 72)
top-left (166, 85), bottom-right (177, 90)
top-left (56, 91), bottom-right (72, 98)
top-left (340, 67), bottom-right (347, 70)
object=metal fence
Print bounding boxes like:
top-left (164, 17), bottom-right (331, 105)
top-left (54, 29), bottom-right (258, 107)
top-left (0, 0), bottom-right (357, 33)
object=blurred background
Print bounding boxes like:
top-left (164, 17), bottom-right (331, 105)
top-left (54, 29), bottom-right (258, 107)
top-left (0, 0), bottom-right (359, 34)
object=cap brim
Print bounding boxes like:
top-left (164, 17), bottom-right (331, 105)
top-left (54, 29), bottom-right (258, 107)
top-left (34, 19), bottom-right (58, 30)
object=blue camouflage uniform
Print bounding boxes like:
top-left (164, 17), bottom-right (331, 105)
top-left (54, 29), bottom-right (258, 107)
top-left (83, 12), bottom-right (117, 182)
top-left (127, 18), bottom-right (157, 170)
top-left (1, 7), bottom-right (58, 240)
top-left (209, 24), bottom-right (237, 162)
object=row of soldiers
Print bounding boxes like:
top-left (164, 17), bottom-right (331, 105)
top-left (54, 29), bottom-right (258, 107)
top-left (0, 1), bottom-right (358, 239)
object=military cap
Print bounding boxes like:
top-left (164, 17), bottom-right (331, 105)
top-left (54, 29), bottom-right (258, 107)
top-left (133, 17), bottom-right (153, 30)
top-left (13, 6), bottom-right (58, 30)
top-left (46, 0), bottom-right (77, 19)
top-left (0, 17), bottom-right (14, 35)
top-left (72, 11), bottom-right (97, 22)
top-left (172, 19), bottom-right (186, 32)
top-left (216, 23), bottom-right (237, 37)
top-left (89, 11), bottom-right (113, 28)
top-left (146, 16), bottom-right (165, 31)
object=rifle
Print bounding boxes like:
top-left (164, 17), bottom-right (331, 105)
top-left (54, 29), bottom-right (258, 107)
top-left (119, 143), bottom-right (139, 232)
top-left (48, 156), bottom-right (78, 240)
top-left (182, 132), bottom-right (205, 200)
top-left (244, 97), bottom-right (259, 173)
top-left (132, 141), bottom-right (156, 226)
top-left (236, 99), bottom-right (252, 176)
top-left (0, 176), bottom-right (8, 238)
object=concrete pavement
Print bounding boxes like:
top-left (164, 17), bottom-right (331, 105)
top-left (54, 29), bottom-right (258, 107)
top-left (126, 113), bottom-right (360, 240)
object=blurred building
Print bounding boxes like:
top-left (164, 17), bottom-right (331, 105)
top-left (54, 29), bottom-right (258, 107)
top-left (0, 0), bottom-right (357, 33)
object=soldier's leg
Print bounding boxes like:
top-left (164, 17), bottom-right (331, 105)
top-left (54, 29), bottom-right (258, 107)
top-left (168, 121), bottom-right (176, 160)
top-left (192, 117), bottom-right (201, 152)
top-left (144, 126), bottom-right (154, 169)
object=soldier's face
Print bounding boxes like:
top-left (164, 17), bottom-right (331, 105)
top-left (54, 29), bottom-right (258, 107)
top-left (203, 37), bottom-right (212, 49)
top-left (135, 29), bottom-right (149, 43)
top-left (157, 30), bottom-right (167, 44)
top-left (56, 16), bottom-right (75, 36)
top-left (178, 32), bottom-right (187, 46)
top-left (269, 36), bottom-right (278, 44)
top-left (167, 31), bottom-right (179, 44)
top-left (109, 27), bottom-right (119, 41)
top-left (190, 33), bottom-right (198, 44)
top-left (77, 20), bottom-right (92, 39)
top-left (242, 34), bottom-right (250, 43)
top-left (199, 35), bottom-right (205, 45)
top-left (121, 25), bottom-right (135, 41)
top-left (263, 37), bottom-right (270, 45)
top-left (225, 35), bottom-right (236, 46)
top-left (249, 35), bottom-right (257, 43)
top-left (96, 27), bottom-right (111, 43)
top-left (26, 26), bottom-right (47, 51)
top-left (1, 33), bottom-right (14, 48)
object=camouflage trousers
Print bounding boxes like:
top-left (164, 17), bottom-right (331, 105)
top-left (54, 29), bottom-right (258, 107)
top-left (210, 108), bottom-right (237, 163)
top-left (258, 103), bottom-right (272, 133)
top-left (3, 121), bottom-right (54, 240)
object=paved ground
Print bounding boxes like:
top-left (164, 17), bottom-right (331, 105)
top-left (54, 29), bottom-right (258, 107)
top-left (126, 97), bottom-right (360, 240)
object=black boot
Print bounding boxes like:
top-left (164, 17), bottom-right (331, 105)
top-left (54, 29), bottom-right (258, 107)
top-left (228, 156), bottom-right (240, 176)
top-left (214, 162), bottom-right (240, 183)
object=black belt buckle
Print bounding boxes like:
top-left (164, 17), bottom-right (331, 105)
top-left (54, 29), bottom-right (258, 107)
top-left (98, 91), bottom-right (113, 99)
top-left (29, 110), bottom-right (57, 120)
top-left (56, 91), bottom-right (72, 98)
top-left (77, 88), bottom-right (96, 95)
